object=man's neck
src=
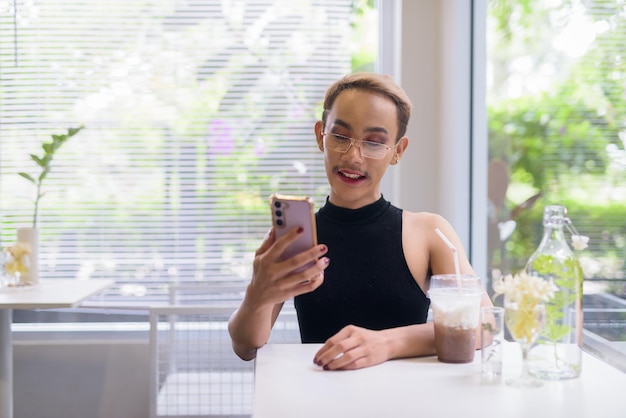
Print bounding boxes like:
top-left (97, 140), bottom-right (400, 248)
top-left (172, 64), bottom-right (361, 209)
top-left (327, 192), bottom-right (382, 210)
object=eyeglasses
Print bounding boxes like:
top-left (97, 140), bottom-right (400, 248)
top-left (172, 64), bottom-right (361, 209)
top-left (321, 131), bottom-right (398, 160)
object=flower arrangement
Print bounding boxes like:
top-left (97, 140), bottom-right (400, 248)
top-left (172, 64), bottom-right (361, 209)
top-left (493, 272), bottom-right (558, 341)
top-left (18, 126), bottom-right (83, 227)
top-left (1, 243), bottom-right (31, 285)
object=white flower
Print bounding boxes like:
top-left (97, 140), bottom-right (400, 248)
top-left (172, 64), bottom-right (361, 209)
top-left (492, 271), bottom-right (558, 304)
top-left (571, 235), bottom-right (589, 251)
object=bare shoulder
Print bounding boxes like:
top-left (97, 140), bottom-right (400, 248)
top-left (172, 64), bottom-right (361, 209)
top-left (402, 209), bottom-right (474, 276)
top-left (400, 211), bottom-right (453, 289)
top-left (402, 210), bottom-right (450, 232)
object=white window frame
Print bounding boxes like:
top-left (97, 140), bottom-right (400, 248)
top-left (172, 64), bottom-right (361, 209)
top-left (384, 0), bottom-right (487, 280)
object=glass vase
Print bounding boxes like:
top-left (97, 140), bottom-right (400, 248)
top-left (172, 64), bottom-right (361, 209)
top-left (504, 297), bottom-right (546, 388)
top-left (525, 205), bottom-right (583, 380)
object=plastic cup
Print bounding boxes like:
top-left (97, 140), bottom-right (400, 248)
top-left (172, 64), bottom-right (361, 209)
top-left (428, 274), bottom-right (483, 363)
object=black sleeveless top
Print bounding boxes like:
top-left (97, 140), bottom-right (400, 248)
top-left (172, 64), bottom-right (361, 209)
top-left (294, 196), bottom-right (431, 343)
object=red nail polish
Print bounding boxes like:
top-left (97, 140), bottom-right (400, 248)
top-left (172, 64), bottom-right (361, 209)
top-left (297, 226), bottom-right (304, 234)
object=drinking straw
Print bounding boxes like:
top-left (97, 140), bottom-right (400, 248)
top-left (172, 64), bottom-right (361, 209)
top-left (435, 228), bottom-right (462, 287)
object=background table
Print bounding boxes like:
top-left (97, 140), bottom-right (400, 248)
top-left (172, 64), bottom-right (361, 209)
top-left (0, 279), bottom-right (113, 418)
top-left (254, 343), bottom-right (626, 418)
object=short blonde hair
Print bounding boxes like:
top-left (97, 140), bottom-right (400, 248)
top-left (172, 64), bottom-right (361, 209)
top-left (322, 72), bottom-right (412, 141)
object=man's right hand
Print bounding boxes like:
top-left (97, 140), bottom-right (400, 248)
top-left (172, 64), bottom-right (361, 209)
top-left (247, 226), bottom-right (330, 307)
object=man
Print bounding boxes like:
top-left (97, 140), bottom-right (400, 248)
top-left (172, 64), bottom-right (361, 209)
top-left (228, 72), bottom-right (492, 370)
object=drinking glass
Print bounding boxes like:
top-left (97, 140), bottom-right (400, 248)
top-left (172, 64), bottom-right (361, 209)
top-left (504, 299), bottom-right (546, 388)
top-left (481, 306), bottom-right (504, 378)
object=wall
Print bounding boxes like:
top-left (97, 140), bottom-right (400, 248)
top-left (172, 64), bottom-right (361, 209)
top-left (397, 0), bottom-right (474, 232)
top-left (383, 0), bottom-right (487, 279)
top-left (14, 340), bottom-right (149, 418)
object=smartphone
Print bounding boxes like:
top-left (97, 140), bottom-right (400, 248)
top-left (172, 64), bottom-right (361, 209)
top-left (269, 194), bottom-right (317, 264)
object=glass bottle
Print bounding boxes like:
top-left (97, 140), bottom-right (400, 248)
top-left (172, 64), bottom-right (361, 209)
top-left (525, 205), bottom-right (583, 380)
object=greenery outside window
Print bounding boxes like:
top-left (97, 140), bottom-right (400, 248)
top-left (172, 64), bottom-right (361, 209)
top-left (485, 0), bottom-right (626, 369)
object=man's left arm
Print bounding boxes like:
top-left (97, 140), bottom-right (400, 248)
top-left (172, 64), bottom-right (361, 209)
top-left (313, 322), bottom-right (436, 370)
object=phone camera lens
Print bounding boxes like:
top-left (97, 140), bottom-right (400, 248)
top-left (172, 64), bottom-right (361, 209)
top-left (274, 201), bottom-right (282, 208)
top-left (275, 210), bottom-right (282, 217)
top-left (276, 219), bottom-right (284, 226)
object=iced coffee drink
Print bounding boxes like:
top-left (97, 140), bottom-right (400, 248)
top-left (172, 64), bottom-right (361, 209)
top-left (428, 274), bottom-right (483, 363)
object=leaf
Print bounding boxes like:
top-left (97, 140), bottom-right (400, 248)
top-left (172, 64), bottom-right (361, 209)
top-left (68, 126), bottom-right (84, 136)
top-left (554, 276), bottom-right (578, 294)
top-left (42, 143), bottom-right (53, 154)
top-left (41, 155), bottom-right (53, 166)
top-left (18, 172), bottom-right (36, 184)
top-left (30, 154), bottom-right (45, 167)
top-left (543, 322), bottom-right (572, 342)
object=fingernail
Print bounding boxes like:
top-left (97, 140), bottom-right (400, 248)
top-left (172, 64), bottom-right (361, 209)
top-left (297, 226), bottom-right (304, 234)
top-left (322, 257), bottom-right (330, 265)
top-left (319, 244), bottom-right (327, 253)
top-left (323, 365), bottom-right (329, 371)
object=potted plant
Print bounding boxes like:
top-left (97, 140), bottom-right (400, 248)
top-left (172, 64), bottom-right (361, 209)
top-left (19, 126), bottom-right (84, 227)
top-left (10, 126), bottom-right (84, 284)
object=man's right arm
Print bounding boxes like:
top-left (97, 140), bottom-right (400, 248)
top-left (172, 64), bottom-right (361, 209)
top-left (228, 297), bottom-right (283, 361)
top-left (227, 226), bottom-right (329, 360)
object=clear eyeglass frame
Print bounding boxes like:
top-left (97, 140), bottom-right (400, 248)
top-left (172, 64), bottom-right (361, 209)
top-left (322, 131), bottom-right (398, 160)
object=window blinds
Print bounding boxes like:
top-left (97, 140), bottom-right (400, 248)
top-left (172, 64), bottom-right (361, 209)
top-left (0, 0), bottom-right (356, 296)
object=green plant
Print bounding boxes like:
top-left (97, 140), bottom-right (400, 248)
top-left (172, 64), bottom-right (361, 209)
top-left (530, 255), bottom-right (581, 343)
top-left (18, 126), bottom-right (84, 227)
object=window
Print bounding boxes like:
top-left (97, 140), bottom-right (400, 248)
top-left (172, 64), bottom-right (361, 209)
top-left (2, 4), bottom-right (379, 413)
top-left (0, 0), bottom-right (377, 306)
top-left (485, 0), bottom-right (626, 367)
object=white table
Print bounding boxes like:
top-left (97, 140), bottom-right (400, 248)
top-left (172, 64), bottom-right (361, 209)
top-left (254, 343), bottom-right (626, 418)
top-left (0, 279), bottom-right (113, 418)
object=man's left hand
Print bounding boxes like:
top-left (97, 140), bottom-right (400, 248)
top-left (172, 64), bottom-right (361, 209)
top-left (312, 325), bottom-right (391, 370)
